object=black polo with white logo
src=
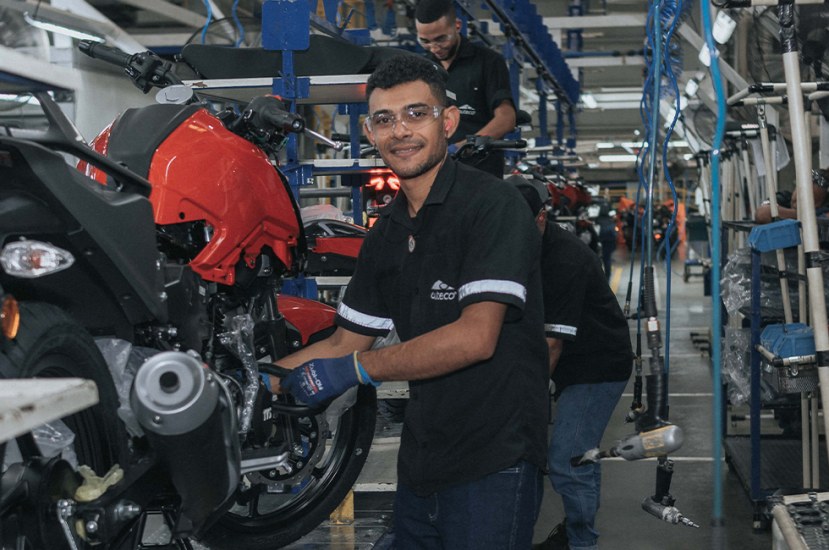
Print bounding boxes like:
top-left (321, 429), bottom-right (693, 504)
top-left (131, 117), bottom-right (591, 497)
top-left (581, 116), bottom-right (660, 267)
top-left (541, 223), bottom-right (633, 395)
top-left (427, 36), bottom-right (514, 177)
top-left (336, 157), bottom-right (548, 496)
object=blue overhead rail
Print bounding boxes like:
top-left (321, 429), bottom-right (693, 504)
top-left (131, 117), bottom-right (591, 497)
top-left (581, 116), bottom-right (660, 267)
top-left (480, 0), bottom-right (580, 106)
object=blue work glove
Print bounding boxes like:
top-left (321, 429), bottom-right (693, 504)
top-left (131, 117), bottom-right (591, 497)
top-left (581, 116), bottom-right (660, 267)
top-left (281, 352), bottom-right (379, 408)
top-left (447, 143), bottom-right (459, 155)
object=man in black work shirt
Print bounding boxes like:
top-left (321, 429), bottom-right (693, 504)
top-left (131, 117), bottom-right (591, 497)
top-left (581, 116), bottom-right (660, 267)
top-left (506, 176), bottom-right (632, 550)
top-left (279, 55), bottom-right (549, 549)
top-left (415, 0), bottom-right (516, 177)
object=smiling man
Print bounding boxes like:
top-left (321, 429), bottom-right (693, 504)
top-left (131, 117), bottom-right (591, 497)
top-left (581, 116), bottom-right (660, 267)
top-left (278, 55), bottom-right (549, 548)
top-left (415, 0), bottom-right (516, 177)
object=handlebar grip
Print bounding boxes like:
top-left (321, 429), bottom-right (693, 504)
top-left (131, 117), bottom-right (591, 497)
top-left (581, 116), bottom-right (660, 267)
top-left (261, 109), bottom-right (305, 134)
top-left (489, 139), bottom-right (528, 149)
top-left (79, 41), bottom-right (133, 67)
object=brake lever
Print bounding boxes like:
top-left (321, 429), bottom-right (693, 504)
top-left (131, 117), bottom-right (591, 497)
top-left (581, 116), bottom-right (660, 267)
top-left (304, 127), bottom-right (344, 151)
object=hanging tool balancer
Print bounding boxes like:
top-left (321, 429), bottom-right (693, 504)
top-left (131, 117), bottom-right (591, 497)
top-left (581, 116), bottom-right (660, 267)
top-left (570, 267), bottom-right (698, 528)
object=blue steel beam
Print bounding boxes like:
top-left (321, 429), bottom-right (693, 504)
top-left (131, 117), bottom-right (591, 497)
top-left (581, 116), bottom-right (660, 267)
top-left (482, 0), bottom-right (580, 106)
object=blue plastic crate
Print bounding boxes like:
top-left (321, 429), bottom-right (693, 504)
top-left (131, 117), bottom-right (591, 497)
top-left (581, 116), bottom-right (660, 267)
top-left (748, 219), bottom-right (801, 252)
top-left (761, 323), bottom-right (815, 358)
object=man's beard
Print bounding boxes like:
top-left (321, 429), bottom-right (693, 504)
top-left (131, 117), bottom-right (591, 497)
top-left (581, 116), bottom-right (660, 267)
top-left (436, 37), bottom-right (460, 62)
top-left (444, 37), bottom-right (460, 60)
top-left (384, 135), bottom-right (448, 180)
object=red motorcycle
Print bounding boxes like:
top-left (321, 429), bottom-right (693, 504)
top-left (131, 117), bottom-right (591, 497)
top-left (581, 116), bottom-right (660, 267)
top-left (0, 42), bottom-right (378, 549)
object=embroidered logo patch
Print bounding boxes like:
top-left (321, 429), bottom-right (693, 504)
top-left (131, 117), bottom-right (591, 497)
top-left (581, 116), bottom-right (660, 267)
top-left (458, 104), bottom-right (476, 116)
top-left (430, 280), bottom-right (457, 301)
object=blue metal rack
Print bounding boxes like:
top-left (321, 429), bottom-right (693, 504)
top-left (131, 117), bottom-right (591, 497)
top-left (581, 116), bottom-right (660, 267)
top-left (262, 0), bottom-right (368, 222)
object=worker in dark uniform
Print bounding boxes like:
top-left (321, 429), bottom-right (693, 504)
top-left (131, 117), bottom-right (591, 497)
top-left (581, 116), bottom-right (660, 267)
top-left (755, 168), bottom-right (829, 224)
top-left (415, 0), bottom-right (516, 178)
top-left (280, 55), bottom-right (549, 549)
top-left (506, 176), bottom-right (633, 550)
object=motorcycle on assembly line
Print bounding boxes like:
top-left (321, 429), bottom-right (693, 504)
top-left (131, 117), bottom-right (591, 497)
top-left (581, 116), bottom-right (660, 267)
top-left (0, 41), bottom-right (381, 550)
top-left (619, 199), bottom-right (678, 259)
top-left (512, 163), bottom-right (602, 256)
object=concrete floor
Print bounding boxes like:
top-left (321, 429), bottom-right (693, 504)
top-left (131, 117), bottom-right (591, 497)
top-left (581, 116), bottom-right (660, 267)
top-left (282, 251), bottom-right (806, 549)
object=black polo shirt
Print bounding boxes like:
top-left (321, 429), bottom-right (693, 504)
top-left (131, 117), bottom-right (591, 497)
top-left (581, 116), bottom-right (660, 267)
top-left (541, 223), bottom-right (633, 395)
top-left (336, 157), bottom-right (549, 496)
top-left (428, 36), bottom-right (514, 177)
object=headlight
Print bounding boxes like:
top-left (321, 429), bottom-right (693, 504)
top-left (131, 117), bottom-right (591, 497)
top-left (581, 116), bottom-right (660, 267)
top-left (0, 239), bottom-right (75, 278)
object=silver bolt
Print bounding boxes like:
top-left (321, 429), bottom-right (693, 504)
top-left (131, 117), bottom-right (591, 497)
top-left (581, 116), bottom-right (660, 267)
top-left (153, 415), bottom-right (162, 424)
top-left (57, 499), bottom-right (74, 517)
top-left (85, 520), bottom-right (98, 533)
top-left (159, 291), bottom-right (168, 301)
top-left (114, 502), bottom-right (141, 521)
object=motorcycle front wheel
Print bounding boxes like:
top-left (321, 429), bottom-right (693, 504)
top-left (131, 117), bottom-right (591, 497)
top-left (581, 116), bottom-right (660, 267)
top-left (201, 380), bottom-right (377, 549)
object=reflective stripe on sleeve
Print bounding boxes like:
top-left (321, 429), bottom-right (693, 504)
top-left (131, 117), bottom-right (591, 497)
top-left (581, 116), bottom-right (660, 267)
top-left (337, 302), bottom-right (395, 331)
top-left (545, 323), bottom-right (577, 336)
top-left (458, 280), bottom-right (526, 302)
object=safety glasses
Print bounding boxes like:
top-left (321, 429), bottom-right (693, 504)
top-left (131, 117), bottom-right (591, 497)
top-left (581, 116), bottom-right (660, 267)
top-left (365, 105), bottom-right (444, 135)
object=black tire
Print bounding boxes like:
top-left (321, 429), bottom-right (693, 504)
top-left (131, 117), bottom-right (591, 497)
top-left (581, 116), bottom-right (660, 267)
top-left (201, 382), bottom-right (377, 549)
top-left (2, 302), bottom-right (123, 472)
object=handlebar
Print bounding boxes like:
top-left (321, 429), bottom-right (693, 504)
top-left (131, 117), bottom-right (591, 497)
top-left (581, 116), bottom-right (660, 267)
top-left (453, 135), bottom-right (527, 161)
top-left (486, 139), bottom-right (529, 149)
top-left (78, 40), bottom-right (182, 93)
top-left (79, 41), bottom-right (133, 67)
top-left (260, 109), bottom-right (305, 134)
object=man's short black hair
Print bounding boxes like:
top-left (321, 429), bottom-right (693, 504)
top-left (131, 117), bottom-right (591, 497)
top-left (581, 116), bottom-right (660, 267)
top-left (505, 175), bottom-right (551, 216)
top-left (366, 55), bottom-right (449, 106)
top-left (415, 0), bottom-right (456, 24)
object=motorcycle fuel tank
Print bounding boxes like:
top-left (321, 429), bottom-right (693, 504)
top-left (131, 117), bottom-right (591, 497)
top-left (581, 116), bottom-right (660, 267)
top-left (86, 107), bottom-right (301, 285)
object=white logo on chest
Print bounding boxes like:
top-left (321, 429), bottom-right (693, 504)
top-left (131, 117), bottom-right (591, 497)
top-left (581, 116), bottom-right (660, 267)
top-left (430, 280), bottom-right (457, 301)
top-left (458, 104), bottom-right (476, 116)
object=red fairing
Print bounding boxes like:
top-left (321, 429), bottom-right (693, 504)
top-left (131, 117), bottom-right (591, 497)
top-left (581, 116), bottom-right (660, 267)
top-left (148, 110), bottom-right (299, 284)
top-left (312, 237), bottom-right (363, 258)
top-left (79, 124), bottom-right (113, 184)
top-left (279, 295), bottom-right (336, 345)
top-left (81, 111), bottom-right (300, 285)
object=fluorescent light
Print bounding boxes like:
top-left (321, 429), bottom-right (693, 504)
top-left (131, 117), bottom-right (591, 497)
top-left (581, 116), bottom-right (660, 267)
top-left (24, 12), bottom-right (105, 43)
top-left (596, 142), bottom-right (616, 149)
top-left (683, 154), bottom-right (694, 160)
top-left (684, 79), bottom-right (699, 97)
top-left (581, 92), bottom-right (598, 109)
top-left (0, 94), bottom-right (40, 105)
top-left (599, 154), bottom-right (638, 163)
top-left (593, 92), bottom-right (643, 102)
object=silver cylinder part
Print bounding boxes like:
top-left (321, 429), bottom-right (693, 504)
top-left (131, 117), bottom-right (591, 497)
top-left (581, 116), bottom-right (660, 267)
top-left (131, 351), bottom-right (218, 436)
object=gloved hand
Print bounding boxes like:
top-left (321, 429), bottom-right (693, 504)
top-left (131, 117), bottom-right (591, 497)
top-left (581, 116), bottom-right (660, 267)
top-left (281, 352), bottom-right (378, 407)
top-left (447, 143), bottom-right (459, 156)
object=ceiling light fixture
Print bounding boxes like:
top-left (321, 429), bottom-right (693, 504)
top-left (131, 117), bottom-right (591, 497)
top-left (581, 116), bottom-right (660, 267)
top-left (581, 92), bottom-right (599, 109)
top-left (24, 12), bottom-right (105, 43)
top-left (598, 154), bottom-right (638, 163)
